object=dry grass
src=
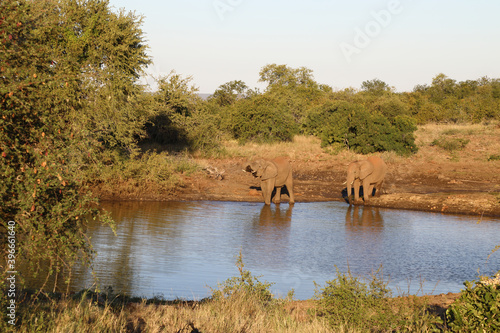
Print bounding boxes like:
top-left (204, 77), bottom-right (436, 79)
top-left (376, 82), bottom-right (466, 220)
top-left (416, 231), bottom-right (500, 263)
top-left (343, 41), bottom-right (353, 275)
top-left (14, 295), bottom-right (339, 333)
top-left (222, 122), bottom-right (500, 164)
top-left (413, 122), bottom-right (500, 163)
top-left (222, 135), bottom-right (325, 160)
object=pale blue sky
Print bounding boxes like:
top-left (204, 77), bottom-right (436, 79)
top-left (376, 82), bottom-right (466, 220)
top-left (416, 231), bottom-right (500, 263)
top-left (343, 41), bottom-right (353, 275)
top-left (109, 0), bottom-right (500, 93)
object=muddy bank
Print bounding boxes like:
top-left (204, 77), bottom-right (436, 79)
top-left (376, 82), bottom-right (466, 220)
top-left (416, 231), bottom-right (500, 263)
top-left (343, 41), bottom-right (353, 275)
top-left (96, 124), bottom-right (500, 217)
top-left (96, 155), bottom-right (500, 217)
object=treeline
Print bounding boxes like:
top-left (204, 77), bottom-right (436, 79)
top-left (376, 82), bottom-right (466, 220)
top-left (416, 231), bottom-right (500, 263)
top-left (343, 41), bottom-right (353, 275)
top-left (1, 0), bottom-right (499, 302)
top-left (151, 65), bottom-right (500, 156)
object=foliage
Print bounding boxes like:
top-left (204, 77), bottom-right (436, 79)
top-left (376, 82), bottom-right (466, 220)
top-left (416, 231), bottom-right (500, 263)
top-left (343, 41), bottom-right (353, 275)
top-left (205, 67), bottom-right (498, 152)
top-left (0, 0), bottom-right (149, 299)
top-left (314, 268), bottom-right (442, 332)
top-left (210, 252), bottom-right (275, 304)
top-left (314, 267), bottom-right (390, 330)
top-left (225, 94), bottom-right (299, 144)
top-left (308, 101), bottom-right (418, 155)
top-left (145, 72), bottom-right (222, 154)
top-left (360, 78), bottom-right (393, 96)
top-left (488, 154), bottom-right (500, 161)
top-left (259, 64), bottom-right (317, 90)
top-left (446, 274), bottom-right (500, 332)
top-left (411, 74), bottom-right (500, 123)
top-left (154, 71), bottom-right (200, 117)
top-left (209, 79), bottom-right (249, 106)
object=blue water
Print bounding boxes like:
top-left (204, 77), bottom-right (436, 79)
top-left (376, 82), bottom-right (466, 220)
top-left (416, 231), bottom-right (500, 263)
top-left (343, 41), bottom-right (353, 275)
top-left (67, 201), bottom-right (499, 300)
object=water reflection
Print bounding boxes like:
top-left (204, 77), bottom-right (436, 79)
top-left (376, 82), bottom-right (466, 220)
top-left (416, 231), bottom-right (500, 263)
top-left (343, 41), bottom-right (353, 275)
top-left (246, 205), bottom-right (293, 273)
top-left (345, 206), bottom-right (384, 231)
top-left (19, 201), bottom-right (500, 300)
top-left (344, 206), bottom-right (385, 275)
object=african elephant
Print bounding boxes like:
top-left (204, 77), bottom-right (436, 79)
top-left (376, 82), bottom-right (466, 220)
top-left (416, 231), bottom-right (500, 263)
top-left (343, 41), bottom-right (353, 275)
top-left (245, 157), bottom-right (295, 205)
top-left (346, 156), bottom-right (387, 204)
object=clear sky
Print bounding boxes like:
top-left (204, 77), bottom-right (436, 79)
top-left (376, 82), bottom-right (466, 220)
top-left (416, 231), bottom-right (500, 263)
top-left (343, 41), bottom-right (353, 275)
top-left (108, 0), bottom-right (500, 93)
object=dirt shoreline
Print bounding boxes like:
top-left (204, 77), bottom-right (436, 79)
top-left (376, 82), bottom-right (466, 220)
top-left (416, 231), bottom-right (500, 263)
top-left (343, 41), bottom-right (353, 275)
top-left (98, 155), bottom-right (500, 217)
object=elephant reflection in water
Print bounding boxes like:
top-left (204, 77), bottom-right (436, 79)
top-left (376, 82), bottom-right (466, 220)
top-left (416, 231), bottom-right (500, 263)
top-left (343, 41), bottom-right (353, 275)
top-left (247, 205), bottom-right (293, 266)
top-left (345, 205), bottom-right (384, 232)
top-left (256, 204), bottom-right (293, 228)
top-left (345, 206), bottom-right (385, 268)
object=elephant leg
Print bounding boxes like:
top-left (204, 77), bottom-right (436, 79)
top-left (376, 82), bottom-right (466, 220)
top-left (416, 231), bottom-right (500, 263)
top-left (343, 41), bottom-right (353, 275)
top-left (363, 179), bottom-right (372, 202)
top-left (368, 184), bottom-right (375, 198)
top-left (274, 186), bottom-right (282, 204)
top-left (285, 176), bottom-right (295, 204)
top-left (261, 181), bottom-right (272, 205)
top-left (374, 180), bottom-right (384, 197)
top-left (353, 179), bottom-right (361, 202)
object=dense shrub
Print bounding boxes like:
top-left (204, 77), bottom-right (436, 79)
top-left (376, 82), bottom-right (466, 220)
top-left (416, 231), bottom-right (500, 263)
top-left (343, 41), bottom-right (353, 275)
top-left (314, 268), bottom-right (392, 330)
top-left (308, 101), bottom-right (418, 155)
top-left (446, 274), bottom-right (500, 332)
top-left (145, 73), bottom-right (222, 153)
top-left (226, 95), bottom-right (299, 144)
top-left (314, 268), bottom-right (441, 331)
top-left (210, 252), bottom-right (275, 303)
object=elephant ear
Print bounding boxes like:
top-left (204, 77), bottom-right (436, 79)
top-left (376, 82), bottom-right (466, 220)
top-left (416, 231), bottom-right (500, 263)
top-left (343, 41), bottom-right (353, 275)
top-left (261, 161), bottom-right (278, 180)
top-left (359, 160), bottom-right (374, 179)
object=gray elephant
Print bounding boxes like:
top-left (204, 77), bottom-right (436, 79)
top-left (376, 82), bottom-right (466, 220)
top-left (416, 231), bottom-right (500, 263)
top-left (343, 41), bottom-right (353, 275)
top-left (245, 157), bottom-right (295, 205)
top-left (346, 156), bottom-right (387, 204)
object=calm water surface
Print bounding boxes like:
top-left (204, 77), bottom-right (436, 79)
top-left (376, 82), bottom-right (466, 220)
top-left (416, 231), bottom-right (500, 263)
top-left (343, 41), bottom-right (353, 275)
top-left (67, 201), bottom-right (499, 300)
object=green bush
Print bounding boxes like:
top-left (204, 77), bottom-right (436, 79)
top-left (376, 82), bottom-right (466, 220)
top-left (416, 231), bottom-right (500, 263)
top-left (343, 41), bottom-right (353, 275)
top-left (210, 252), bottom-right (275, 303)
top-left (446, 274), bottom-right (500, 332)
top-left (488, 154), bottom-right (500, 161)
top-left (314, 267), bottom-right (392, 330)
top-left (431, 137), bottom-right (470, 152)
top-left (227, 95), bottom-right (298, 144)
top-left (315, 268), bottom-right (442, 332)
top-left (146, 73), bottom-right (222, 154)
top-left (308, 101), bottom-right (418, 155)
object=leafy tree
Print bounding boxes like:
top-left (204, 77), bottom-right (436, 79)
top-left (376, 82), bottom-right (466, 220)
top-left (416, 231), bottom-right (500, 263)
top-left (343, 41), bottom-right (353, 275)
top-left (55, 0), bottom-right (152, 157)
top-left (259, 64), bottom-right (317, 89)
top-left (209, 80), bottom-right (249, 107)
top-left (409, 75), bottom-right (500, 123)
top-left (370, 95), bottom-right (411, 119)
top-left (146, 72), bottom-right (222, 153)
top-left (360, 78), bottom-right (393, 96)
top-left (309, 101), bottom-right (418, 155)
top-left (0, 0), bottom-right (149, 298)
top-left (155, 71), bottom-right (200, 116)
top-left (145, 72), bottom-right (200, 144)
top-left (227, 94), bottom-right (298, 144)
top-left (257, 64), bottom-right (330, 133)
top-left (428, 73), bottom-right (457, 103)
